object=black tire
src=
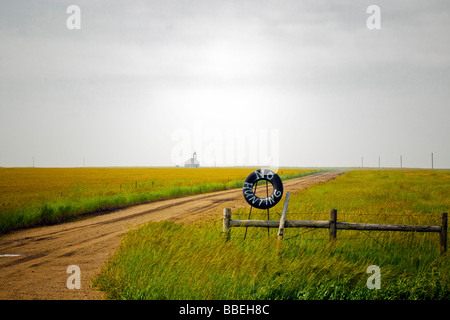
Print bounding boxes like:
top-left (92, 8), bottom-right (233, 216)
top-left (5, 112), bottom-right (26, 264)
top-left (242, 169), bottom-right (283, 209)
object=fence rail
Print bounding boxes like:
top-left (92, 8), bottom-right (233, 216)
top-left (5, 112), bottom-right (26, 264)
top-left (222, 192), bottom-right (448, 255)
top-left (226, 219), bottom-right (443, 233)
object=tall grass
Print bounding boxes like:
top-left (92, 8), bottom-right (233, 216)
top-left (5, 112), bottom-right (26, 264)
top-left (0, 167), bottom-right (321, 234)
top-left (94, 169), bottom-right (450, 300)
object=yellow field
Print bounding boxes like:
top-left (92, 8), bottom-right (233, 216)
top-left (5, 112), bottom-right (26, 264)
top-left (0, 167), bottom-right (317, 233)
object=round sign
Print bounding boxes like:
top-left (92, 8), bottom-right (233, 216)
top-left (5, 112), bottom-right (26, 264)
top-left (242, 169), bottom-right (283, 210)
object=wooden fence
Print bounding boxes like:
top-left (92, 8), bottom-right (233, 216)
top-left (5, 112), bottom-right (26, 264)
top-left (223, 192), bottom-right (448, 255)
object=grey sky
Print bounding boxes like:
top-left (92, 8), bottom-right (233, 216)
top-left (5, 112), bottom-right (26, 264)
top-left (0, 0), bottom-right (449, 168)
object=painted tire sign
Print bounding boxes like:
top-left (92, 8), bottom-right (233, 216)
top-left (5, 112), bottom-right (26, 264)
top-left (242, 169), bottom-right (283, 210)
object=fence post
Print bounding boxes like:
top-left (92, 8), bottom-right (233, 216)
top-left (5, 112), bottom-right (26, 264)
top-left (223, 208), bottom-right (231, 241)
top-left (329, 209), bottom-right (337, 241)
top-left (441, 212), bottom-right (447, 255)
top-left (277, 192), bottom-right (290, 240)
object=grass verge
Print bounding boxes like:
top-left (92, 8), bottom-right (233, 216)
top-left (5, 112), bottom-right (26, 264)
top-left (94, 169), bottom-right (450, 300)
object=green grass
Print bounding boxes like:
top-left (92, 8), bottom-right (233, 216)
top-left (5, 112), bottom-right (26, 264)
top-left (2, 183), bottom-right (234, 233)
top-left (94, 169), bottom-right (450, 300)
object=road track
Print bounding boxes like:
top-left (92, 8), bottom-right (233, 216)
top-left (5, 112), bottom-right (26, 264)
top-left (0, 170), bottom-right (345, 300)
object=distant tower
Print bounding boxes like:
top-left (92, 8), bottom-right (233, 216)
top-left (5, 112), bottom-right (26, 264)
top-left (184, 151), bottom-right (200, 167)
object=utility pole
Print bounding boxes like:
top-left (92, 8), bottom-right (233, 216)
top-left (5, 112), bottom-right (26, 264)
top-left (361, 156), bottom-right (364, 168)
top-left (400, 155), bottom-right (403, 168)
top-left (431, 152), bottom-right (434, 169)
top-left (378, 156), bottom-right (381, 168)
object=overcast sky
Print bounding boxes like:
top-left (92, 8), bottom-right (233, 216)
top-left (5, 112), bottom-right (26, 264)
top-left (1, 0), bottom-right (449, 168)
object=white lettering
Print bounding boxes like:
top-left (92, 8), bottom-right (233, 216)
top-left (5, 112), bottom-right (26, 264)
top-left (179, 304), bottom-right (213, 317)
top-left (170, 127), bottom-right (279, 170)
top-left (66, 265), bottom-right (81, 289)
top-left (66, 5), bottom-right (81, 30)
top-left (366, 265), bottom-right (381, 289)
top-left (366, 5), bottom-right (381, 30)
top-left (223, 305), bottom-right (270, 315)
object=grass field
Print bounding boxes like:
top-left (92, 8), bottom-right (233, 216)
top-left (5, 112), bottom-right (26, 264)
top-left (0, 167), bottom-right (319, 234)
top-left (94, 169), bottom-right (450, 300)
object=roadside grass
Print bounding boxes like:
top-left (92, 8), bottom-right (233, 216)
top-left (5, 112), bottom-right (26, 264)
top-left (94, 169), bottom-right (450, 300)
top-left (0, 167), bottom-right (321, 234)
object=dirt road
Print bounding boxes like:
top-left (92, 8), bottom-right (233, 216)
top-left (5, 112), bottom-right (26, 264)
top-left (0, 170), bottom-right (344, 300)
